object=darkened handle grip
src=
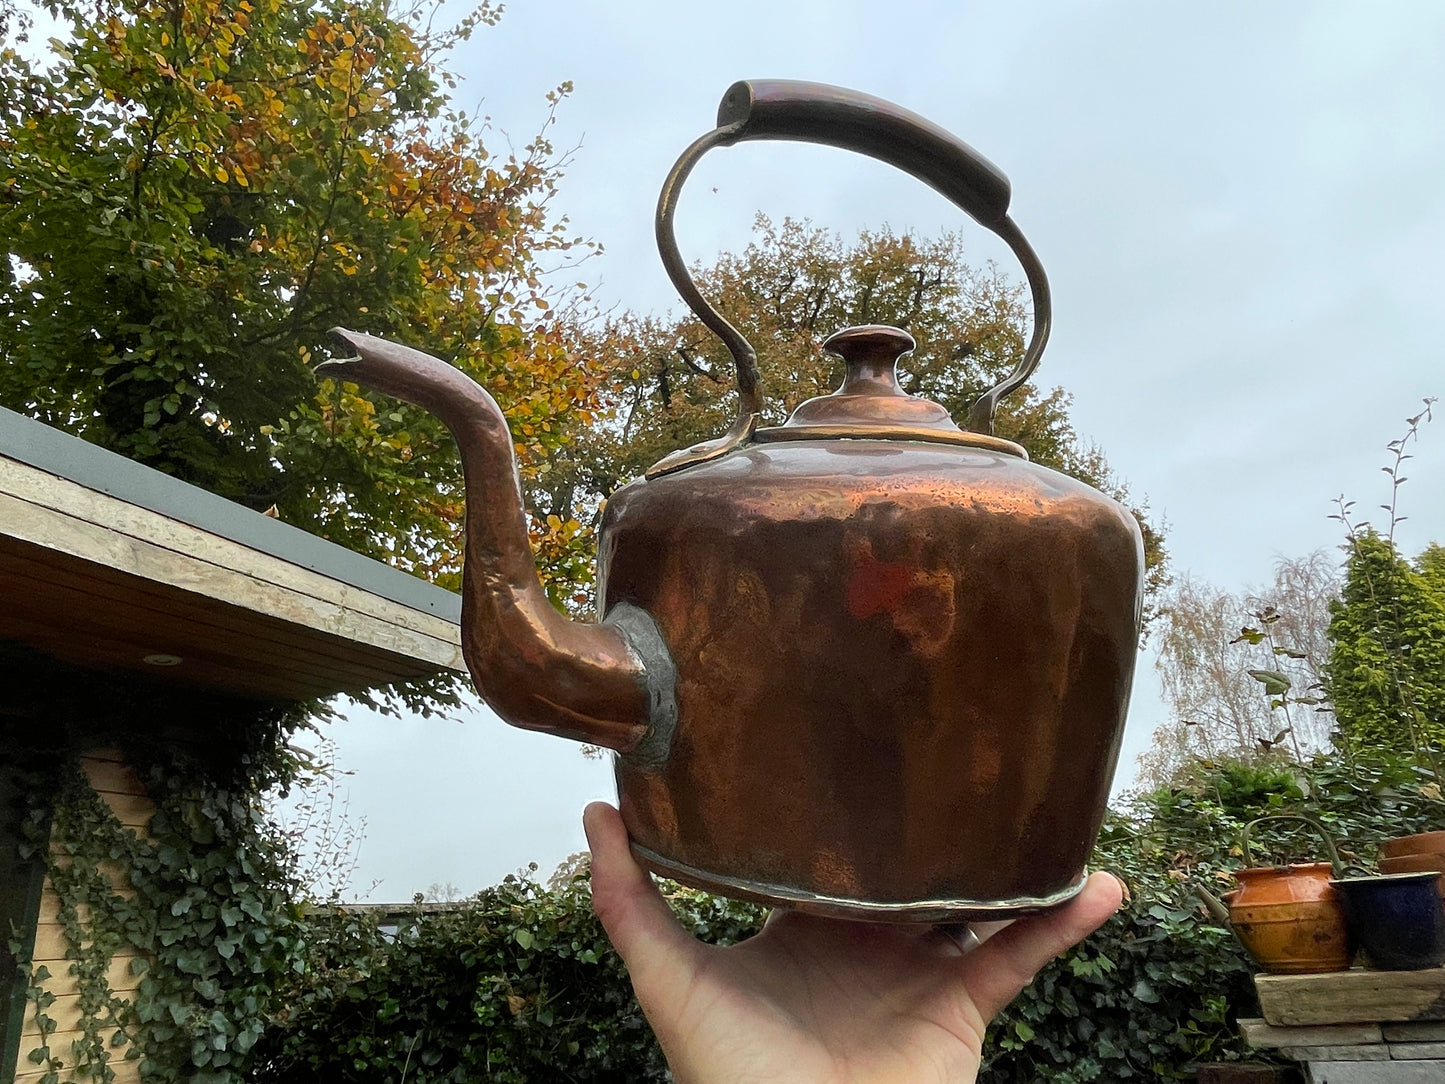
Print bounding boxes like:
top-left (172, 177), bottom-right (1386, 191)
top-left (715, 79), bottom-right (1012, 228)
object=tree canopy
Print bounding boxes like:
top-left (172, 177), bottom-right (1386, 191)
top-left (3, 3), bottom-right (1165, 622)
top-left (1327, 533), bottom-right (1445, 759)
top-left (1324, 402), bottom-right (1445, 761)
top-left (0, 0), bottom-right (598, 588)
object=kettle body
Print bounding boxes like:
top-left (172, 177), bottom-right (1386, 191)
top-left (602, 433), bottom-right (1141, 918)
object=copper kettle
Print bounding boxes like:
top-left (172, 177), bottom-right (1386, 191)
top-left (321, 80), bottom-right (1144, 921)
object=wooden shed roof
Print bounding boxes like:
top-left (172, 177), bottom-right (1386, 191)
top-left (0, 406), bottom-right (465, 703)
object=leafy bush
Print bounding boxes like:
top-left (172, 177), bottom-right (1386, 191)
top-left (983, 895), bottom-right (1249, 1082)
top-left (248, 873), bottom-right (764, 1083)
top-left (249, 749), bottom-right (1441, 1083)
top-left (979, 750), bottom-right (1443, 1082)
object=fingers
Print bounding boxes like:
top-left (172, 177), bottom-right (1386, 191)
top-left (960, 871), bottom-right (1124, 1022)
top-left (583, 802), bottom-right (701, 984)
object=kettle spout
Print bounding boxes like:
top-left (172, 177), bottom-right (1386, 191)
top-left (1193, 884), bottom-right (1234, 927)
top-left (320, 329), bottom-right (672, 756)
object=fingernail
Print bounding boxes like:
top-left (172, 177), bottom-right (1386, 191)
top-left (1106, 871), bottom-right (1129, 907)
top-left (581, 802), bottom-right (604, 851)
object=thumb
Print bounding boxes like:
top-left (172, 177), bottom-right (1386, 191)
top-left (584, 802), bottom-right (702, 989)
top-left (960, 871), bottom-right (1124, 1022)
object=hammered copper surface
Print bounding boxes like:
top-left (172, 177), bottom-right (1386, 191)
top-left (602, 437), bottom-right (1142, 917)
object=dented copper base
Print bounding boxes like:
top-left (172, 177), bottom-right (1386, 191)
top-left (631, 842), bottom-right (1090, 923)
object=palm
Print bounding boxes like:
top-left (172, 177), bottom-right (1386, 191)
top-left (661, 915), bottom-right (988, 1083)
top-left (585, 803), bottom-right (1122, 1084)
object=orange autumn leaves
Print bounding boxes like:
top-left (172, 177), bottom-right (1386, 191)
top-left (2, 0), bottom-right (598, 600)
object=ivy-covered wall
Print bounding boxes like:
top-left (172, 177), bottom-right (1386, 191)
top-left (17, 750), bottom-right (161, 1083)
top-left (1, 644), bottom-right (314, 1084)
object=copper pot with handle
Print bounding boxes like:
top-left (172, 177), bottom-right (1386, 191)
top-left (321, 80), bottom-right (1145, 922)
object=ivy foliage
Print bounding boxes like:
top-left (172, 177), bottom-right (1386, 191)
top-left (21, 754), bottom-right (308, 1083)
top-left (3, 644), bottom-right (314, 1083)
top-left (982, 896), bottom-right (1246, 1083)
top-left (246, 750), bottom-right (1439, 1084)
top-left (980, 749), bottom-right (1442, 1081)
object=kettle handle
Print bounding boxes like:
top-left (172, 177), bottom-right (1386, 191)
top-left (656, 79), bottom-right (1051, 438)
top-left (1240, 815), bottom-right (1345, 878)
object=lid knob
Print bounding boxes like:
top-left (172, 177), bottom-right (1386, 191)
top-left (823, 325), bottom-right (917, 395)
top-left (784, 324), bottom-right (959, 432)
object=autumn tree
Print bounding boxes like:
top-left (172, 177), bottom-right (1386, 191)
top-left (541, 215), bottom-right (1168, 612)
top-left (0, 0), bottom-right (598, 589)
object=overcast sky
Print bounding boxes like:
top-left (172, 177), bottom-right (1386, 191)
top-left (285, 0), bottom-right (1445, 900)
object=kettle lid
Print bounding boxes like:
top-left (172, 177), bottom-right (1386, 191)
top-left (754, 325), bottom-right (1028, 458)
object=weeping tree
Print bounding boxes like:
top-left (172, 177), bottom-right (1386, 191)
top-left (1138, 554), bottom-right (1340, 789)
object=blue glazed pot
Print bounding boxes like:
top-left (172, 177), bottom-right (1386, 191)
top-left (1332, 872), bottom-right (1445, 971)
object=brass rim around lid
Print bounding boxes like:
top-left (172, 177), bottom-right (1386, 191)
top-left (753, 424), bottom-right (1028, 458)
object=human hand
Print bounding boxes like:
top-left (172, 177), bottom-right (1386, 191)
top-left (584, 801), bottom-right (1123, 1084)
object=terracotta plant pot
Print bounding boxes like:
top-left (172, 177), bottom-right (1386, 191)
top-left (1380, 830), bottom-right (1445, 860)
top-left (1379, 852), bottom-right (1445, 873)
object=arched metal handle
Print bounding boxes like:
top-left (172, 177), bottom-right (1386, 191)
top-left (656, 79), bottom-right (1051, 437)
top-left (1241, 815), bottom-right (1345, 877)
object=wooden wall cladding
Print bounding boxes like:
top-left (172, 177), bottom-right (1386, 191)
top-left (12, 750), bottom-right (152, 1084)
